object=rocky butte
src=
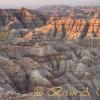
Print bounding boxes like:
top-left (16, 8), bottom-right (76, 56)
top-left (26, 13), bottom-right (99, 41)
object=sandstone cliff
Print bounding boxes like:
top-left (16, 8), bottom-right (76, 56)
top-left (26, 14), bottom-right (100, 41)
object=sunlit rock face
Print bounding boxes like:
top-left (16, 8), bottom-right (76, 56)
top-left (65, 18), bottom-right (87, 40)
top-left (27, 14), bottom-right (99, 41)
top-left (0, 8), bottom-right (99, 41)
top-left (87, 14), bottom-right (100, 37)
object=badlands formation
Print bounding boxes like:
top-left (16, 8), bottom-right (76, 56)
top-left (0, 7), bottom-right (100, 100)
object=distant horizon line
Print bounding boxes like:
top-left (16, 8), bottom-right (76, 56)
top-left (0, 4), bottom-right (100, 10)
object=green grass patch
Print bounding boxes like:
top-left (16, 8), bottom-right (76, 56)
top-left (0, 31), bottom-right (8, 40)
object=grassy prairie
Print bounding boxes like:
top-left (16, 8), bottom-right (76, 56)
top-left (0, 31), bottom-right (8, 40)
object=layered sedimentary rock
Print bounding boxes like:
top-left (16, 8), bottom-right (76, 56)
top-left (25, 14), bottom-right (100, 41)
top-left (20, 8), bottom-right (44, 28)
top-left (87, 15), bottom-right (100, 37)
top-left (0, 8), bottom-right (45, 30)
top-left (0, 40), bottom-right (100, 100)
top-left (0, 6), bottom-right (100, 100)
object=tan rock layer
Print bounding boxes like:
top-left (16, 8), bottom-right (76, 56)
top-left (28, 17), bottom-right (100, 40)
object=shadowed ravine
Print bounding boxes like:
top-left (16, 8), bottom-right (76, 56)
top-left (0, 39), bottom-right (100, 100)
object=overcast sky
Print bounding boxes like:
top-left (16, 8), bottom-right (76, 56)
top-left (0, 0), bottom-right (100, 9)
